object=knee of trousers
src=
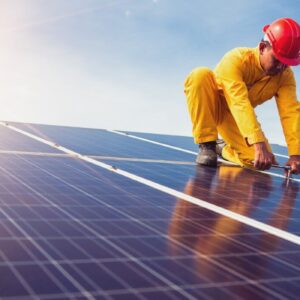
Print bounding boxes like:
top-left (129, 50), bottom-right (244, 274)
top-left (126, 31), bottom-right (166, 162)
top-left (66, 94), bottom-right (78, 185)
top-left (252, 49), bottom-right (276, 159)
top-left (184, 67), bottom-right (216, 91)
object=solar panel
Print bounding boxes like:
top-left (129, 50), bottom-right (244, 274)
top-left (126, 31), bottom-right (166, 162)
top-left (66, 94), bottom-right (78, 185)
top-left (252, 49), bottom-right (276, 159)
top-left (0, 121), bottom-right (299, 299)
top-left (9, 122), bottom-right (193, 161)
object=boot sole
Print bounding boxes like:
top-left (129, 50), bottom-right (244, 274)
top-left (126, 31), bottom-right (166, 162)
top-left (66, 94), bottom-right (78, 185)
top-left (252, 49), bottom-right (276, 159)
top-left (196, 155), bottom-right (217, 167)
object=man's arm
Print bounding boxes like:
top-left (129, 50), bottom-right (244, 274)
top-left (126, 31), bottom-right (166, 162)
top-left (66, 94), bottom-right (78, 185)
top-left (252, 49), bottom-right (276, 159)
top-left (275, 68), bottom-right (300, 174)
top-left (215, 49), bottom-right (274, 170)
top-left (214, 50), bottom-right (266, 145)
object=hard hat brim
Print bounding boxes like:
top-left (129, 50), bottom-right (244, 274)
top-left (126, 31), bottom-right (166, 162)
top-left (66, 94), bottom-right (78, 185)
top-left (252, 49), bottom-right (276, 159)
top-left (274, 52), bottom-right (300, 66)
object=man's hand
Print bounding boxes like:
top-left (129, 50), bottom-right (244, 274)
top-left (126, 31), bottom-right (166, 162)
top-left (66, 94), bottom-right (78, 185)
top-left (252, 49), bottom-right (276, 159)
top-left (253, 142), bottom-right (277, 170)
top-left (286, 155), bottom-right (300, 175)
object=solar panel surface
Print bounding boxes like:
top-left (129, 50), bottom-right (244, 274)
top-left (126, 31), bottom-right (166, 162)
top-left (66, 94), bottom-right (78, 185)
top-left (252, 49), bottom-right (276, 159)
top-left (0, 122), bottom-right (299, 299)
top-left (9, 122), bottom-right (193, 161)
top-left (0, 125), bottom-right (61, 154)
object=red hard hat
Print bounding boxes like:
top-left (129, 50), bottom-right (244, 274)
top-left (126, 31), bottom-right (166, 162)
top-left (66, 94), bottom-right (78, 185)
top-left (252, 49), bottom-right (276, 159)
top-left (263, 18), bottom-right (300, 66)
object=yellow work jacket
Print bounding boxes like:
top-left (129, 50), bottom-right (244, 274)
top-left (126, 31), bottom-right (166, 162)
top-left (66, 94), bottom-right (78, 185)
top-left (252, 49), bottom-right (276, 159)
top-left (214, 47), bottom-right (300, 156)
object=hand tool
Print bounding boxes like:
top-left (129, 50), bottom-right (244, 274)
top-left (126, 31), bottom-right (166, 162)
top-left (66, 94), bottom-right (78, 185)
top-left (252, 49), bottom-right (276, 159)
top-left (272, 164), bottom-right (292, 185)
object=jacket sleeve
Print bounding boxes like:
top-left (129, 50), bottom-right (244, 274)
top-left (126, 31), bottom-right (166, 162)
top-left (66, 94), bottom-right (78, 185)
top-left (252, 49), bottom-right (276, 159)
top-left (215, 52), bottom-right (265, 145)
top-left (275, 69), bottom-right (300, 156)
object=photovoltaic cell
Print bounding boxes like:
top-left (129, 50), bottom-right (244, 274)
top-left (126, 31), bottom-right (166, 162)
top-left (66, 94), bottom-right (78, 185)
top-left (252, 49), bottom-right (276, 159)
top-left (0, 122), bottom-right (299, 299)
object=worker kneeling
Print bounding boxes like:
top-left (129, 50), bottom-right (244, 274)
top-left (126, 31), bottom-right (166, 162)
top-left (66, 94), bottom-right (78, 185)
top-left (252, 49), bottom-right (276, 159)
top-left (185, 17), bottom-right (300, 174)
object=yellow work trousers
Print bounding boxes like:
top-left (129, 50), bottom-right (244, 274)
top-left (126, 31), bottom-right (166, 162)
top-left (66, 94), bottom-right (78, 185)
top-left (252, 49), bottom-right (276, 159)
top-left (184, 67), bottom-right (269, 166)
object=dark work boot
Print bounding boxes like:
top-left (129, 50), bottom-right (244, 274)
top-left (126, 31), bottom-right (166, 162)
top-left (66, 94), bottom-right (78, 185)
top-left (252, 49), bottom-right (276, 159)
top-left (196, 141), bottom-right (217, 167)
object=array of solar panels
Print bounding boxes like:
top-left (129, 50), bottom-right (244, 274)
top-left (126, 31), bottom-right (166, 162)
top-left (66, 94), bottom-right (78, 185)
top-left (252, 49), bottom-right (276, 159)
top-left (0, 121), bottom-right (299, 299)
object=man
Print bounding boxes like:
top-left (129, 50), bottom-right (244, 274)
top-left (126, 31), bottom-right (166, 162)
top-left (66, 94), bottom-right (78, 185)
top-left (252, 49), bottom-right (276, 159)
top-left (184, 17), bottom-right (300, 173)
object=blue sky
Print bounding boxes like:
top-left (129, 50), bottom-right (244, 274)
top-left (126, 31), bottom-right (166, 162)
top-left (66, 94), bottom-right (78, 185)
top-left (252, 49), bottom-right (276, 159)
top-left (0, 0), bottom-right (299, 145)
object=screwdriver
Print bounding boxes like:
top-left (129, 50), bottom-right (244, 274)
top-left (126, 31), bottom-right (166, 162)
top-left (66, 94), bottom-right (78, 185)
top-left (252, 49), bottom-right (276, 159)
top-left (272, 164), bottom-right (292, 184)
